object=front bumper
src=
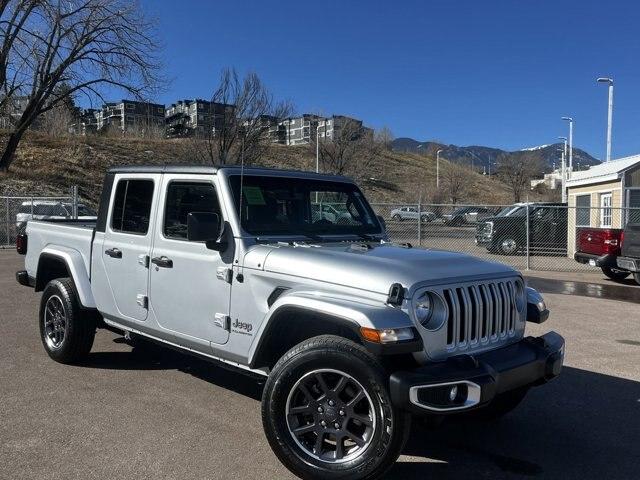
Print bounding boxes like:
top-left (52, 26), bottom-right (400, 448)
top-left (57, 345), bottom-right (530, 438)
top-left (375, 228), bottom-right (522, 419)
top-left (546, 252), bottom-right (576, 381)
top-left (574, 252), bottom-right (618, 268)
top-left (389, 331), bottom-right (564, 415)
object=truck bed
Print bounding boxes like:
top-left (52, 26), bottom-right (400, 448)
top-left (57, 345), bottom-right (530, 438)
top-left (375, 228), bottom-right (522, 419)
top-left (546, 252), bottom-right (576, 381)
top-left (24, 220), bottom-right (95, 281)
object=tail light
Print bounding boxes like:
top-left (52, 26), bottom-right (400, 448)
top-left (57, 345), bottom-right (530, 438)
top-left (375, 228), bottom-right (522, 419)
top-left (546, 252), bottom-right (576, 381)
top-left (602, 229), bottom-right (623, 255)
top-left (16, 233), bottom-right (27, 255)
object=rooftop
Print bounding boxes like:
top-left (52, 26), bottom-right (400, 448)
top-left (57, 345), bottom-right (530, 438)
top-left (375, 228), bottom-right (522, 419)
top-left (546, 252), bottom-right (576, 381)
top-left (566, 154), bottom-right (640, 188)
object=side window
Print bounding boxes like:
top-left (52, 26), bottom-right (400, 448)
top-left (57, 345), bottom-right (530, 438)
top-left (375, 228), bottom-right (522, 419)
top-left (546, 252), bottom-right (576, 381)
top-left (111, 179), bottom-right (154, 235)
top-left (163, 182), bottom-right (220, 240)
top-left (576, 195), bottom-right (591, 227)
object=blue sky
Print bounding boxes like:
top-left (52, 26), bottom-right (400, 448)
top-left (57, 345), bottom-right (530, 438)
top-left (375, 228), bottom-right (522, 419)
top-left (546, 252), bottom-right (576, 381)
top-left (142, 0), bottom-right (640, 159)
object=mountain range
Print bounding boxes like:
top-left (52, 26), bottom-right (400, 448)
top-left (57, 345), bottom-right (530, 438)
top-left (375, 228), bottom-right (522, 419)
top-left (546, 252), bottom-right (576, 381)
top-left (391, 138), bottom-right (600, 173)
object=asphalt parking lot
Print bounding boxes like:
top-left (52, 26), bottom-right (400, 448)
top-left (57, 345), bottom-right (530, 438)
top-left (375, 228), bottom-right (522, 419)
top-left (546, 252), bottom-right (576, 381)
top-left (1, 250), bottom-right (639, 479)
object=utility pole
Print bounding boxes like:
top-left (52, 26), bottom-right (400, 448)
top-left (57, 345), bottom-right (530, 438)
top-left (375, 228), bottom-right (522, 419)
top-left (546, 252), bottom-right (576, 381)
top-left (436, 149), bottom-right (443, 189)
top-left (558, 136), bottom-right (567, 203)
top-left (562, 117), bottom-right (573, 177)
top-left (597, 77), bottom-right (614, 162)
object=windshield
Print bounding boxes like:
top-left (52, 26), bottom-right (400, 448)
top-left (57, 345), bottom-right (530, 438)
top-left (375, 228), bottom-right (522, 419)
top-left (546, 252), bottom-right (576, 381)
top-left (229, 175), bottom-right (383, 237)
top-left (496, 206), bottom-right (520, 217)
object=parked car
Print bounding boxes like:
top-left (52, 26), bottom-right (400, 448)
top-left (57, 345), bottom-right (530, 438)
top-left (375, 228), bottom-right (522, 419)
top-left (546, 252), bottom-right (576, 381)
top-left (442, 206), bottom-right (492, 226)
top-left (476, 203), bottom-right (568, 255)
top-left (16, 165), bottom-right (563, 480)
top-left (390, 206), bottom-right (436, 222)
top-left (573, 227), bottom-right (628, 280)
top-left (311, 203), bottom-right (352, 224)
top-left (615, 223), bottom-right (640, 285)
top-left (16, 200), bottom-right (96, 232)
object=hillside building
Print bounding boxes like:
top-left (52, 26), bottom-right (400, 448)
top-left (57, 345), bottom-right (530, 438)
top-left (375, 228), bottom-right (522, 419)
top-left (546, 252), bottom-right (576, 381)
top-left (165, 99), bottom-right (234, 138)
top-left (95, 100), bottom-right (165, 134)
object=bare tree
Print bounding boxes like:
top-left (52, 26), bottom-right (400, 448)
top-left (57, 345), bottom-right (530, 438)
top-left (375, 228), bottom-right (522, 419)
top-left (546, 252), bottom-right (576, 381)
top-left (497, 152), bottom-right (543, 202)
top-left (441, 163), bottom-right (469, 204)
top-left (195, 68), bottom-right (292, 165)
top-left (315, 119), bottom-right (382, 180)
top-left (0, 0), bottom-right (162, 171)
top-left (375, 126), bottom-right (394, 151)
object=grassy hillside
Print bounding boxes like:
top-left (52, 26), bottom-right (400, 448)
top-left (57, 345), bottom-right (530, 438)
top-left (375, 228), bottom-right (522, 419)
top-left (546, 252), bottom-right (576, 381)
top-left (0, 131), bottom-right (522, 206)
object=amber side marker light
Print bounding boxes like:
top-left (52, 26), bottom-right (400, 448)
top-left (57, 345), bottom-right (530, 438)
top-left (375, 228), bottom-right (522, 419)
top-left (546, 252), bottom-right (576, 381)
top-left (360, 327), bottom-right (415, 344)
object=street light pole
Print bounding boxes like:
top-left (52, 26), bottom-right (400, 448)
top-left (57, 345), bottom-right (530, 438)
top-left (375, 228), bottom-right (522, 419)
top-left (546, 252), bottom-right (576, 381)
top-left (558, 136), bottom-right (567, 203)
top-left (597, 77), bottom-right (614, 162)
top-left (316, 121), bottom-right (320, 173)
top-left (436, 149), bottom-right (443, 189)
top-left (562, 117), bottom-right (573, 176)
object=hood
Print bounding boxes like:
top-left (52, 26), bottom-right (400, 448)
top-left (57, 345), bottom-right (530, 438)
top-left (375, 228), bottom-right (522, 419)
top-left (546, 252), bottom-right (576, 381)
top-left (253, 242), bottom-right (518, 295)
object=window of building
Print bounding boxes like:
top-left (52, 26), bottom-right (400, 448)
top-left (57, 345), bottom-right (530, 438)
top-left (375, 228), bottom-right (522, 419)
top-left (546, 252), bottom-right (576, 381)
top-left (163, 182), bottom-right (220, 241)
top-left (600, 193), bottom-right (612, 227)
top-left (111, 179), bottom-right (154, 235)
top-left (157, 107), bottom-right (163, 114)
top-left (576, 194), bottom-right (591, 227)
top-left (126, 103), bottom-right (134, 110)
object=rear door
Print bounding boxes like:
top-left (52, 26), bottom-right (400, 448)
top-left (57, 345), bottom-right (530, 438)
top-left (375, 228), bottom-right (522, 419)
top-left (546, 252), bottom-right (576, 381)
top-left (100, 175), bottom-right (159, 322)
top-left (148, 175), bottom-right (231, 346)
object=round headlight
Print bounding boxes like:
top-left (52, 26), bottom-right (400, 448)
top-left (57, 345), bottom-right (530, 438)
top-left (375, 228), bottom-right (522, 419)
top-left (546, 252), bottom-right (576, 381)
top-left (414, 291), bottom-right (447, 330)
top-left (414, 292), bottom-right (432, 324)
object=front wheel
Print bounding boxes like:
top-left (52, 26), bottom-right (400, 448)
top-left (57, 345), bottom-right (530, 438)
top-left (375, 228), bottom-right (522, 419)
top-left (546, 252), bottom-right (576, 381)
top-left (601, 266), bottom-right (630, 281)
top-left (634, 272), bottom-right (640, 286)
top-left (261, 335), bottom-right (411, 480)
top-left (392, 214), bottom-right (402, 222)
top-left (498, 237), bottom-right (519, 255)
top-left (39, 278), bottom-right (96, 364)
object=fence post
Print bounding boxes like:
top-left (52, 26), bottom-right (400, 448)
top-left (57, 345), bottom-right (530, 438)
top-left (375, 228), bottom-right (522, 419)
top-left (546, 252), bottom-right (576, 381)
top-left (417, 196), bottom-right (422, 247)
top-left (71, 185), bottom-right (79, 219)
top-left (5, 196), bottom-right (9, 246)
top-left (525, 202), bottom-right (530, 270)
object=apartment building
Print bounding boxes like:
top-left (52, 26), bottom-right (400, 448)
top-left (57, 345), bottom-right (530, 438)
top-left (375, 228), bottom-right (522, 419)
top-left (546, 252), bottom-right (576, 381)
top-left (317, 115), bottom-right (373, 142)
top-left (69, 108), bottom-right (98, 135)
top-left (95, 100), bottom-right (165, 133)
top-left (277, 114), bottom-right (323, 145)
top-left (165, 99), bottom-right (234, 138)
top-left (0, 95), bottom-right (29, 128)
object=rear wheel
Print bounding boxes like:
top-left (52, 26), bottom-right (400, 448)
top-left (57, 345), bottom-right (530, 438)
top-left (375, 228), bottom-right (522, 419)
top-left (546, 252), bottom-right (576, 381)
top-left (262, 335), bottom-right (411, 480)
top-left (392, 214), bottom-right (402, 221)
top-left (634, 273), bottom-right (640, 286)
top-left (601, 266), bottom-right (630, 281)
top-left (39, 278), bottom-right (96, 364)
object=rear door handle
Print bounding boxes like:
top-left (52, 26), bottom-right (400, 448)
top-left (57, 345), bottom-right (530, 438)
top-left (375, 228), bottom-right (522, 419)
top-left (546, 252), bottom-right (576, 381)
top-left (105, 248), bottom-right (122, 258)
top-left (151, 256), bottom-right (173, 268)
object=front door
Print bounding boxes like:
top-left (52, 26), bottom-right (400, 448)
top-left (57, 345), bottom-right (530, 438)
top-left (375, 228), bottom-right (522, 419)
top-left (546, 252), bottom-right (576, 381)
top-left (148, 176), bottom-right (231, 346)
top-left (101, 175), bottom-right (159, 322)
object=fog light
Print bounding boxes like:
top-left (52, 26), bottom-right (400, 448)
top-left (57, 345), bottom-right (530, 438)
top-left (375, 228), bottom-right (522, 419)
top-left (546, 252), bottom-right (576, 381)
top-left (449, 385), bottom-right (458, 402)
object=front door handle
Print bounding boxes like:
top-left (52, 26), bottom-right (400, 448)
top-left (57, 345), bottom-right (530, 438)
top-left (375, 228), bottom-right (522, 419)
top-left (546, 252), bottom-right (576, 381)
top-left (151, 256), bottom-right (173, 268)
top-left (105, 248), bottom-right (122, 258)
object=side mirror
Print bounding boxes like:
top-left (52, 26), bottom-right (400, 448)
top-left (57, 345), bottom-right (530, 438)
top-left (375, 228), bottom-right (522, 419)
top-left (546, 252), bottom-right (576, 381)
top-left (377, 215), bottom-right (387, 230)
top-left (187, 212), bottom-right (221, 242)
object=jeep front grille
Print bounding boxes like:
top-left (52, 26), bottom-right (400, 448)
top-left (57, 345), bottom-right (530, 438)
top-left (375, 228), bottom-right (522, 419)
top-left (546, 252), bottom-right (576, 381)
top-left (442, 279), bottom-right (522, 351)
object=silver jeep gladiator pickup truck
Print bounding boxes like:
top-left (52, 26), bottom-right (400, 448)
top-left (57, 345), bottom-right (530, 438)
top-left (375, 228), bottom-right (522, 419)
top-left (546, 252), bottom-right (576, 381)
top-left (16, 165), bottom-right (564, 480)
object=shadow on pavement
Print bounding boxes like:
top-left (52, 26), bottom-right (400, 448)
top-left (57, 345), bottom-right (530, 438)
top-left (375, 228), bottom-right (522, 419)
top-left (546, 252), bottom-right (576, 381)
top-left (389, 366), bottom-right (640, 479)
top-left (81, 339), bottom-right (640, 479)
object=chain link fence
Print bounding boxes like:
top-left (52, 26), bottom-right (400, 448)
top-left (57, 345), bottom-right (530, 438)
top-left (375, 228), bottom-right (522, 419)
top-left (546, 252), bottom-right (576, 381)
top-left (0, 188), bottom-right (88, 248)
top-left (371, 202), bottom-right (638, 273)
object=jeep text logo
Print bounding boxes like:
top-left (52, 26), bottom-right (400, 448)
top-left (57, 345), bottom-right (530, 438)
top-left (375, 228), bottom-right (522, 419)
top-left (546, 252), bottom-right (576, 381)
top-left (232, 319), bottom-right (253, 333)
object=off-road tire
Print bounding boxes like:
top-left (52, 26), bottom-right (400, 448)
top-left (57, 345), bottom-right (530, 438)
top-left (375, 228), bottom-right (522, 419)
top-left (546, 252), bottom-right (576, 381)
top-left (601, 266), bottom-right (630, 282)
top-left (261, 335), bottom-right (411, 480)
top-left (634, 272), bottom-right (640, 286)
top-left (392, 214), bottom-right (402, 222)
top-left (39, 278), bottom-right (96, 364)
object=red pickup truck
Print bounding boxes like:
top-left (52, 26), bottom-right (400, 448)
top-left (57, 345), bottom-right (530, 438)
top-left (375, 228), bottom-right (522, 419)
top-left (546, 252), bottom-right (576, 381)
top-left (574, 227), bottom-right (630, 281)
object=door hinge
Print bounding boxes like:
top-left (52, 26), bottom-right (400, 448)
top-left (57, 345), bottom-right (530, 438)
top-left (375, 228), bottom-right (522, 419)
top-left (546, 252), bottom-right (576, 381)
top-left (136, 294), bottom-right (148, 309)
top-left (138, 254), bottom-right (150, 268)
top-left (216, 267), bottom-right (233, 284)
top-left (213, 313), bottom-right (231, 331)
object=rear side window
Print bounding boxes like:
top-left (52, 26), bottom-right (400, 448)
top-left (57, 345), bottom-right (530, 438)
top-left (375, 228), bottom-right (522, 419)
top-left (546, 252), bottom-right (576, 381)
top-left (111, 179), bottom-right (154, 234)
top-left (163, 182), bottom-right (220, 240)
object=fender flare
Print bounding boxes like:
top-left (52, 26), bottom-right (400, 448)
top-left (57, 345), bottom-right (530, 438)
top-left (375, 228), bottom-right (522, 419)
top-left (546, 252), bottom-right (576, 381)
top-left (248, 290), bottom-right (416, 367)
top-left (37, 246), bottom-right (96, 308)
